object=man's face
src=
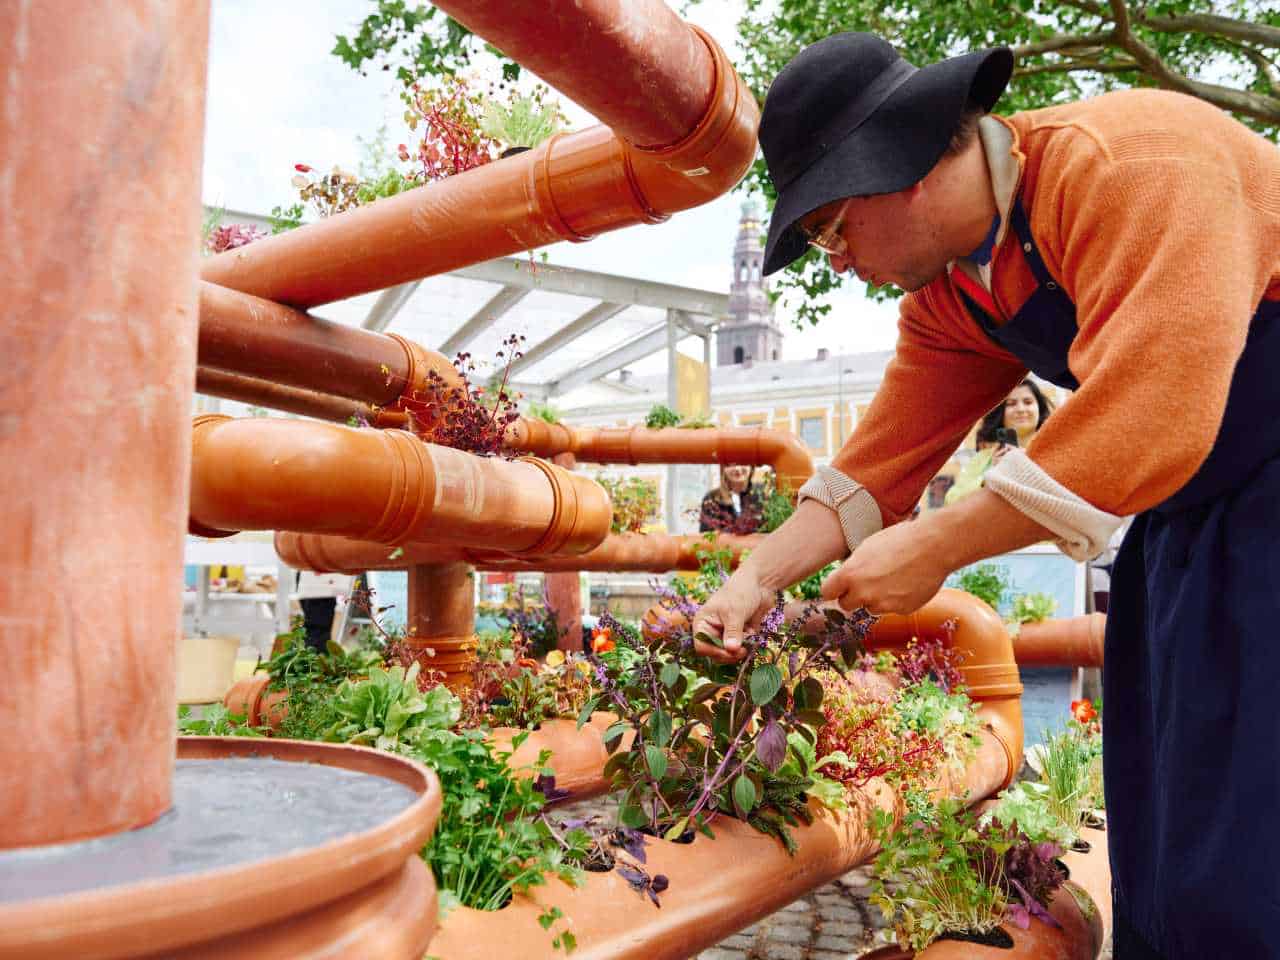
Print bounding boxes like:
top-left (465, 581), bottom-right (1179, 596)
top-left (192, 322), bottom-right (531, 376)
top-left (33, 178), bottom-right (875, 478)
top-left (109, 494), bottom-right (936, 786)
top-left (798, 188), bottom-right (949, 293)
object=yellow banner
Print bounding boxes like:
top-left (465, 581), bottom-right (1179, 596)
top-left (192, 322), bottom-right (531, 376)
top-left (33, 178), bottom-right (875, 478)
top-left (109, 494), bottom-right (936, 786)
top-left (674, 353), bottom-right (709, 419)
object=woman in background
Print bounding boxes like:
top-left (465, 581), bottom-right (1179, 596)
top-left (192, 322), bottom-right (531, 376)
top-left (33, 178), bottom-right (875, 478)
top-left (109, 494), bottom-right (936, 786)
top-left (946, 379), bottom-right (1055, 505)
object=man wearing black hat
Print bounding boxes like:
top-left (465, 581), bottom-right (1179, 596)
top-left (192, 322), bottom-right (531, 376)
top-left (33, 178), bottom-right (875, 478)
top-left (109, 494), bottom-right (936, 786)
top-left (692, 32), bottom-right (1280, 960)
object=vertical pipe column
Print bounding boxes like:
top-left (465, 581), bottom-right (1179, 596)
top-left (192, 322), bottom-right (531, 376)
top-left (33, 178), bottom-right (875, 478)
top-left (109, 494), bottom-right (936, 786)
top-left (406, 564), bottom-right (476, 692)
top-left (0, 0), bottom-right (210, 846)
top-left (544, 453), bottom-right (583, 652)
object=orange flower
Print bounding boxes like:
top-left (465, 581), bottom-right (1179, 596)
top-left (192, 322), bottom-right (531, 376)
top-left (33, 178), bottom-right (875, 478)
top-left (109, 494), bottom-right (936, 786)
top-left (1071, 699), bottom-right (1097, 725)
top-left (591, 626), bottom-right (615, 654)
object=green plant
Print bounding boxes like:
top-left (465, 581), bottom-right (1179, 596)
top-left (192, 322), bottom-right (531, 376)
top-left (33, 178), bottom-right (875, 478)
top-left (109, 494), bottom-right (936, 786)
top-left (759, 478), bottom-right (795, 533)
top-left (326, 662), bottom-right (460, 749)
top-left (871, 796), bottom-right (1010, 951)
top-left (981, 781), bottom-right (1075, 849)
top-left (527, 400), bottom-right (562, 424)
top-left (787, 561), bottom-right (835, 601)
top-left (1036, 726), bottom-right (1095, 837)
top-left (585, 598), bottom-right (874, 852)
top-left (268, 202), bottom-right (304, 233)
top-left (258, 626), bottom-right (385, 740)
top-left (949, 562), bottom-right (1011, 611)
top-left (479, 85), bottom-right (564, 150)
top-left (597, 475), bottom-right (661, 534)
top-left (176, 703), bottom-right (263, 737)
top-left (1010, 592), bottom-right (1057, 626)
top-left (644, 404), bottom-right (682, 429)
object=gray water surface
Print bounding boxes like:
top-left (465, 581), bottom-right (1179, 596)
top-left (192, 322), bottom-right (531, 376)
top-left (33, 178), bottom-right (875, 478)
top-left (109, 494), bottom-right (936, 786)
top-left (0, 756), bottom-right (419, 904)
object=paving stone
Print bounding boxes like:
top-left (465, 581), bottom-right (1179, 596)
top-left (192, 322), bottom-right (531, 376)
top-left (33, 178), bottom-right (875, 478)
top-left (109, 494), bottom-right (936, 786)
top-left (695, 949), bottom-right (747, 960)
top-left (814, 933), bottom-right (861, 951)
top-left (719, 933), bottom-right (755, 950)
top-left (767, 923), bottom-right (810, 943)
top-left (816, 920), bottom-right (865, 939)
top-left (817, 905), bottom-right (862, 923)
top-left (778, 898), bottom-right (812, 913)
top-left (809, 951), bottom-right (858, 960)
top-left (756, 944), bottom-right (804, 960)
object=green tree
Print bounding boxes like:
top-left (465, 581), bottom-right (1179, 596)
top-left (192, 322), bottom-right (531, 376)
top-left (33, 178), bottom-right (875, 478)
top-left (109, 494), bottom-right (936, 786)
top-left (735, 0), bottom-right (1279, 325)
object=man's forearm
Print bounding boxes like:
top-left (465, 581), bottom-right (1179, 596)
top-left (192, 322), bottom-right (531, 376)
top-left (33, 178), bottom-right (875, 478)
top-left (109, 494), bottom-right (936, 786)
top-left (738, 499), bottom-right (849, 592)
top-left (921, 487), bottom-right (1053, 570)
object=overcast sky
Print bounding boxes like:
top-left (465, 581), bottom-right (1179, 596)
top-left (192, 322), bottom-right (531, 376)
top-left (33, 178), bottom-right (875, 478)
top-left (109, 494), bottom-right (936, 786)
top-left (201, 0), bottom-right (900, 364)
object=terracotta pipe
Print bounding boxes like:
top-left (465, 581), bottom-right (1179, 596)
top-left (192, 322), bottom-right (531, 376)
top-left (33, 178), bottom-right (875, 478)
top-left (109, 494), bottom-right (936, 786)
top-left (199, 281), bottom-right (462, 411)
top-left (196, 368), bottom-right (409, 427)
top-left (1014, 613), bottom-right (1106, 668)
top-left (434, 0), bottom-right (713, 149)
top-left (274, 530), bottom-right (760, 574)
top-left (0, 0), bottom-right (208, 847)
top-left (199, 28), bottom-right (754, 307)
top-left (866, 589), bottom-right (1024, 790)
top-left (404, 563), bottom-right (477, 692)
top-left (507, 420), bottom-right (815, 492)
top-left (189, 415), bottom-right (611, 554)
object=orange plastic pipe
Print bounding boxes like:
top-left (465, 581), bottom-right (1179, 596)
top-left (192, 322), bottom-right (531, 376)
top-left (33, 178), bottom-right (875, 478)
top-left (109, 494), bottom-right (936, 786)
top-left (199, 28), bottom-right (755, 307)
top-left (506, 420), bottom-right (815, 492)
top-left (434, 0), bottom-right (713, 149)
top-left (199, 281), bottom-right (461, 406)
top-left (196, 368), bottom-right (409, 427)
top-left (0, 0), bottom-right (209, 847)
top-left (274, 530), bottom-right (760, 574)
top-left (1014, 613), bottom-right (1106, 668)
top-left (868, 589), bottom-right (1025, 790)
top-left (189, 415), bottom-right (611, 554)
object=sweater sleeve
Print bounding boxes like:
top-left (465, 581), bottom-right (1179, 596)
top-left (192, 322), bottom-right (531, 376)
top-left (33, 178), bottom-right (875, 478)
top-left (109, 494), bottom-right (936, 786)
top-left (1024, 153), bottom-right (1269, 515)
top-left (829, 285), bottom-right (1027, 524)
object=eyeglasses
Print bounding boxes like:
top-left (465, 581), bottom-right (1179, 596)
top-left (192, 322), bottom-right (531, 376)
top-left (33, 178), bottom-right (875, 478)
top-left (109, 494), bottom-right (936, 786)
top-left (800, 198), bottom-right (851, 257)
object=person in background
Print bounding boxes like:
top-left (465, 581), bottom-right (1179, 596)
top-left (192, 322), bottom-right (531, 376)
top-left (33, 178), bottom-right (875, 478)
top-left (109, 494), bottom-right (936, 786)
top-left (946, 378), bottom-right (1055, 505)
top-left (699, 464), bottom-right (760, 533)
top-left (294, 570), bottom-right (352, 653)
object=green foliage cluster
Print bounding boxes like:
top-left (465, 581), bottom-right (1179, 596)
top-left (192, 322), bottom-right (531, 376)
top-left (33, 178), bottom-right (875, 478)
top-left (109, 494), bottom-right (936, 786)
top-left (176, 703), bottom-right (263, 738)
top-left (527, 400), bottom-right (562, 424)
top-left (596, 475), bottom-right (661, 534)
top-left (644, 404), bottom-right (683, 429)
top-left (479, 86), bottom-right (565, 150)
top-left (950, 562), bottom-right (1011, 611)
top-left (1009, 591), bottom-right (1057, 625)
top-left (871, 796), bottom-right (1011, 950)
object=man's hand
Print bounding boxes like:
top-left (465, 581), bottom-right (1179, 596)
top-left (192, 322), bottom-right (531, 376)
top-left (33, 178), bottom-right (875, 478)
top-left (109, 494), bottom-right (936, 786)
top-left (691, 567), bottom-right (775, 663)
top-left (820, 519), bottom-right (950, 615)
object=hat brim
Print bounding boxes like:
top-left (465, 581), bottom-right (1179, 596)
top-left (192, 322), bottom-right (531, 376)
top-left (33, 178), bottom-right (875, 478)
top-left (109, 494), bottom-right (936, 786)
top-left (761, 47), bottom-right (1013, 276)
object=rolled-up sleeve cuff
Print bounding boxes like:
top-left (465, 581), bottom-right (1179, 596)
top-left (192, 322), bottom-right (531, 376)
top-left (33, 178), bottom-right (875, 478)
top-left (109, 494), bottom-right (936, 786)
top-left (983, 449), bottom-right (1124, 561)
top-left (796, 465), bottom-right (884, 554)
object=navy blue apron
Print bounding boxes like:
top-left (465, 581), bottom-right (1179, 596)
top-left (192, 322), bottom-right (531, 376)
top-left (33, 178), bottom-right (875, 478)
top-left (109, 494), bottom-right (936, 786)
top-left (959, 198), bottom-right (1280, 959)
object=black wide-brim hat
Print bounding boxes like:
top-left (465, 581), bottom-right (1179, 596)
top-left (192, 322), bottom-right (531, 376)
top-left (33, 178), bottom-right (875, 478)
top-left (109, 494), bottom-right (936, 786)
top-left (760, 33), bottom-right (1013, 276)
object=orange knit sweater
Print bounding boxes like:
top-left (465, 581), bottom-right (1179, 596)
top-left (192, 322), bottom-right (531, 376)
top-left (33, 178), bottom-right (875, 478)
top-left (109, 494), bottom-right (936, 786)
top-left (831, 89), bottom-right (1280, 524)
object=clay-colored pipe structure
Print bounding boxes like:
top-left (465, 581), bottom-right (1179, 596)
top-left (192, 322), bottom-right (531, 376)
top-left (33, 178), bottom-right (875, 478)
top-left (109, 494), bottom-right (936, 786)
top-left (1013, 613), bottom-right (1106, 668)
top-left (0, 1), bottom-right (209, 847)
top-left (274, 530), bottom-right (760, 574)
top-left (434, 0), bottom-right (713, 149)
top-left (189, 415), bottom-right (611, 555)
top-left (196, 368), bottom-right (409, 427)
top-left (200, 27), bottom-right (754, 307)
top-left (507, 419), bottom-right (815, 492)
top-left (866, 589), bottom-right (1024, 790)
top-left (199, 281), bottom-right (461, 408)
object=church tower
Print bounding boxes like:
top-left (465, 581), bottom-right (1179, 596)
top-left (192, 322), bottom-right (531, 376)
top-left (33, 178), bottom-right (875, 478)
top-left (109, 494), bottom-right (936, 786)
top-left (717, 200), bottom-right (782, 366)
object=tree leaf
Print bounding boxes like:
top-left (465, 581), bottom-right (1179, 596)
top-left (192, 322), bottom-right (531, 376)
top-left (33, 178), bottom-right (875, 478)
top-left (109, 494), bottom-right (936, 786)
top-left (664, 816), bottom-right (690, 842)
top-left (649, 709), bottom-right (673, 748)
top-left (750, 663), bottom-right (783, 706)
top-left (576, 696), bottom-right (600, 730)
top-left (732, 774), bottom-right (758, 817)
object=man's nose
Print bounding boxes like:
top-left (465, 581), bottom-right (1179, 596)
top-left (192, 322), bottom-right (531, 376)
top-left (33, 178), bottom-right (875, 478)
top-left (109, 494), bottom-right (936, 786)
top-left (828, 251), bottom-right (853, 273)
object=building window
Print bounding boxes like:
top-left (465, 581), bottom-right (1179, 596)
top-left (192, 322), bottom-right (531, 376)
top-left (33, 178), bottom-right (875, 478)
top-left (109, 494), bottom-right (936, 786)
top-left (751, 262), bottom-right (760, 281)
top-left (771, 349), bottom-right (778, 361)
top-left (733, 345), bottom-right (744, 364)
top-left (798, 415), bottom-right (825, 451)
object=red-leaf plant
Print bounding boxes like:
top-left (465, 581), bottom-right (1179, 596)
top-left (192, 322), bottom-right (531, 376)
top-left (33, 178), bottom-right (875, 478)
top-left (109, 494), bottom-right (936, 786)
top-left (397, 333), bottom-right (525, 455)
top-left (582, 600), bottom-right (875, 853)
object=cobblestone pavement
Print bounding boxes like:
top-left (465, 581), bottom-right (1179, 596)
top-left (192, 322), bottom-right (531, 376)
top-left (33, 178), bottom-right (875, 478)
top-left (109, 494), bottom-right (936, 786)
top-left (553, 795), bottom-right (1112, 960)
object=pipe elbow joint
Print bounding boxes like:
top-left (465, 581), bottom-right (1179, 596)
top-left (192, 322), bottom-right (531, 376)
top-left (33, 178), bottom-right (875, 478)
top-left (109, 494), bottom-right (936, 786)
top-left (512, 457), bottom-right (612, 556)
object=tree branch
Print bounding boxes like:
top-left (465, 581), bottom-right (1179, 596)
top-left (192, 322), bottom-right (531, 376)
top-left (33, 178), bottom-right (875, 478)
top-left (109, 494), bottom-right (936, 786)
top-left (1057, 0), bottom-right (1107, 16)
top-left (1106, 0), bottom-right (1280, 124)
top-left (1014, 57), bottom-right (1140, 77)
top-left (1012, 30), bottom-right (1115, 58)
top-left (1226, 41), bottom-right (1280, 98)
top-left (1137, 13), bottom-right (1280, 51)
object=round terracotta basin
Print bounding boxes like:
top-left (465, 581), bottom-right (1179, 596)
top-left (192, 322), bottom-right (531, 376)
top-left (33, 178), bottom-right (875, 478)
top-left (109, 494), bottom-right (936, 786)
top-left (0, 737), bottom-right (443, 960)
